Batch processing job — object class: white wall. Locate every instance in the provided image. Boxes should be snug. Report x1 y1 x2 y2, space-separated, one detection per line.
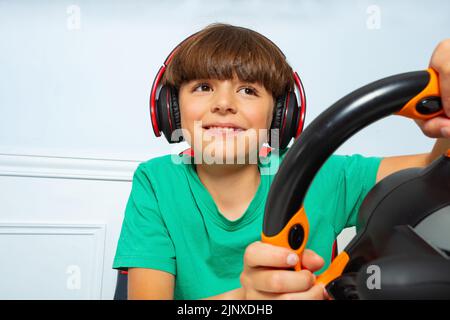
1 0 449 299
0 154 137 299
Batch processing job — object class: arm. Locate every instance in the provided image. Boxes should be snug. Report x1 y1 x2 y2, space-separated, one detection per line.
113 165 177 299
128 268 175 300
376 138 450 183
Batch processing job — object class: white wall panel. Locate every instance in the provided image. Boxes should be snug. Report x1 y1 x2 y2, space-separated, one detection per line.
0 223 105 299
0 154 138 299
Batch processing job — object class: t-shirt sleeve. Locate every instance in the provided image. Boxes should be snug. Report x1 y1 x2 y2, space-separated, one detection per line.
329 154 383 234
112 163 176 275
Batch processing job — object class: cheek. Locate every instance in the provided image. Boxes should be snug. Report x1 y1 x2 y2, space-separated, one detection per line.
180 107 203 129
179 96 208 146
245 104 273 130
179 95 202 128
239 106 273 148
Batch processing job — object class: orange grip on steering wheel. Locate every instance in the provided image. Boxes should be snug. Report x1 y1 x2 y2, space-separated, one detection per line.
261 206 310 271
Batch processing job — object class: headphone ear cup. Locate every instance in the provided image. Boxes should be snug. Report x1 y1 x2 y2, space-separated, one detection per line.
280 91 299 149
170 87 183 135
269 95 285 149
269 92 299 150
157 85 183 143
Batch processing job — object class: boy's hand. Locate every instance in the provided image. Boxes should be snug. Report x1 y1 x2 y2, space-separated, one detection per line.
415 39 450 139
240 241 327 300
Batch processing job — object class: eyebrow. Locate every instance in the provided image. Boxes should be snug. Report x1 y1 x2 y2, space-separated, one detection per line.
189 78 260 84
185 78 265 92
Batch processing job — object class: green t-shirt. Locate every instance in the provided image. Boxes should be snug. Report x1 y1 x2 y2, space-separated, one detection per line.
112 148 382 299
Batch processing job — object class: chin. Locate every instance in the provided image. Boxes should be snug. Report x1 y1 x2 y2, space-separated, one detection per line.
194 140 261 165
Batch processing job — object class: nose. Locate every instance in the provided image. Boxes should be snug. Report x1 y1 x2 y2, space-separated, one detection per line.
211 88 237 114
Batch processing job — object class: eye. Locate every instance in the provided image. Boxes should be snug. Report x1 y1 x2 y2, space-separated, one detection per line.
193 83 212 92
239 87 258 96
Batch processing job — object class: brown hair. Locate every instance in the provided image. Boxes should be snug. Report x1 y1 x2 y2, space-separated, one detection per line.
162 23 295 100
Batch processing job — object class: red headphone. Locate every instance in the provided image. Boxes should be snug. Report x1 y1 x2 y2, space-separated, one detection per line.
150 31 307 150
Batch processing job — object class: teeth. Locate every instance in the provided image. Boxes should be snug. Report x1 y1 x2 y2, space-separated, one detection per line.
206 126 243 131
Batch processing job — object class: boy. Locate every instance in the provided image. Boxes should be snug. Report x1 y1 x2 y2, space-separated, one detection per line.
113 23 450 300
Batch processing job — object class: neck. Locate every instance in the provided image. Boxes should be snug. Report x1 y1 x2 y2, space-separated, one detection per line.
195 162 261 221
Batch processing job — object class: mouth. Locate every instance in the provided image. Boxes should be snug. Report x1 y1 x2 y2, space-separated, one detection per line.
202 123 246 136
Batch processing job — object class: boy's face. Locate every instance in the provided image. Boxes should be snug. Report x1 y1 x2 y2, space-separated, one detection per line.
178 75 275 164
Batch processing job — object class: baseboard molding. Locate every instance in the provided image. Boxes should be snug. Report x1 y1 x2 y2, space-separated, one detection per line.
0 153 141 181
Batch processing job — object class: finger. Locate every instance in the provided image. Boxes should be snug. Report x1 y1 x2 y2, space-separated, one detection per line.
437 69 450 118
244 289 283 300
418 116 450 138
323 287 332 300
245 284 325 300
278 284 326 300
244 241 299 269
301 249 325 272
429 39 450 118
250 269 315 293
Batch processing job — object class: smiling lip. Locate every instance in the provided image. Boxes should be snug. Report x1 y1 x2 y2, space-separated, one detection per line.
202 123 246 130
